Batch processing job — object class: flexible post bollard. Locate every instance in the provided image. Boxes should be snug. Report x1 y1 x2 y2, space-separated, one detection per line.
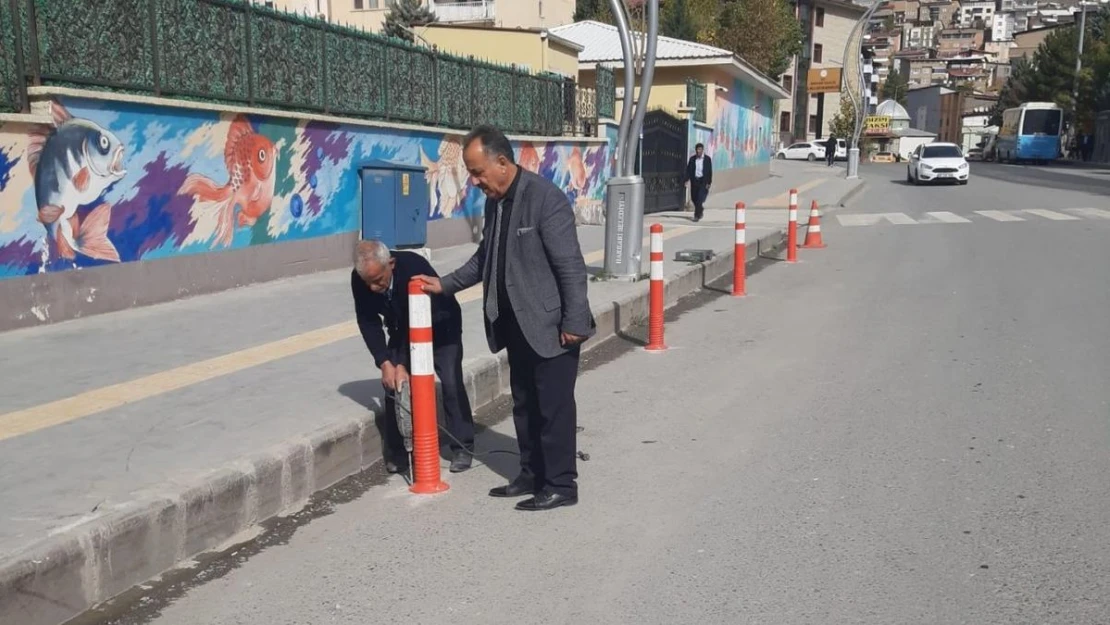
802 200 826 249
645 223 667 351
787 188 798 263
733 202 746 297
408 278 449 495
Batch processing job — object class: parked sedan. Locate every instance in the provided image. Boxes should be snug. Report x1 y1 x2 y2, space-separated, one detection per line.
906 142 970 185
776 142 826 162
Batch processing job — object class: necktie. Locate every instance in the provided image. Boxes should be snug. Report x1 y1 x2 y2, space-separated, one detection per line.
485 200 504 323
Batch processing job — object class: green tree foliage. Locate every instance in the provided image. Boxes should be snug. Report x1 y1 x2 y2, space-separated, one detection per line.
713 0 803 80
382 0 437 42
828 92 857 139
880 68 909 106
661 0 698 40
575 0 614 22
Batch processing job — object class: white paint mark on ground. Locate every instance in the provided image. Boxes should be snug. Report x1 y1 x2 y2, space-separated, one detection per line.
1023 209 1080 221
975 210 1025 222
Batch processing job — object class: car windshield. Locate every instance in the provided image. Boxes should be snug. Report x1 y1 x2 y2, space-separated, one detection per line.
922 145 962 158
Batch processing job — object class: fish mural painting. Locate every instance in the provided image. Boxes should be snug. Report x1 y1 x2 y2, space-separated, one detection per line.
179 115 277 248
708 79 775 171
0 96 611 283
26 102 126 264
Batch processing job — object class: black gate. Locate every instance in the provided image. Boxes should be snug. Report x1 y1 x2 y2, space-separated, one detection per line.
637 109 689 214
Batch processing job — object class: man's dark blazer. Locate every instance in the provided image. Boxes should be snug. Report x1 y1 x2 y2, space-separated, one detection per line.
440 169 595 359
685 154 713 187
351 250 462 368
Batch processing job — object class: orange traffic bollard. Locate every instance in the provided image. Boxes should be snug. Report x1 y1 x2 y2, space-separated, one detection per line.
408 278 449 495
787 188 798 263
802 200 827 249
732 202 746 297
645 223 667 351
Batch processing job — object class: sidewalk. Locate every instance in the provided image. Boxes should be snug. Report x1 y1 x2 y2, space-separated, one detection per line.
0 161 861 625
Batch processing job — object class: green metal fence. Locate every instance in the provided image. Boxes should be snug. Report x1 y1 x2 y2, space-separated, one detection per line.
595 64 616 119
0 0 27 113
686 78 707 124
1 0 568 136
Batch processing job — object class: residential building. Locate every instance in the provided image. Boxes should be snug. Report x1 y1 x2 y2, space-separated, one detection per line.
891 0 922 25
998 0 1039 33
1011 23 1065 60
946 54 993 91
551 21 790 188
918 0 960 27
897 49 949 87
991 13 1013 42
420 24 583 78
957 0 995 28
784 0 868 144
903 21 940 49
906 84 966 143
864 99 937 159
937 27 985 56
323 0 575 35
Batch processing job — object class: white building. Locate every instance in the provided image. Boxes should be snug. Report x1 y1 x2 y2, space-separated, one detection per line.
958 0 996 28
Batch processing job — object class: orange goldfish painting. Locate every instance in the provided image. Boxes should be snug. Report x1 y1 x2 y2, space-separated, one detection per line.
420 136 469 218
179 115 276 248
518 143 541 173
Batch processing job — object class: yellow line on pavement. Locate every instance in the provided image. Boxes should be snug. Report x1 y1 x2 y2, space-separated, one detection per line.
0 226 694 442
747 177 827 208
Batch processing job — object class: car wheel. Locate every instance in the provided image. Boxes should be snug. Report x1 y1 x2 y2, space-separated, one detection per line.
808 153 816 161
906 169 912 182
777 153 786 160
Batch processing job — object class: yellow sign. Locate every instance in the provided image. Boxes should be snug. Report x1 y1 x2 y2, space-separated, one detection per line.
807 67 842 93
863 115 892 135
401 173 410 196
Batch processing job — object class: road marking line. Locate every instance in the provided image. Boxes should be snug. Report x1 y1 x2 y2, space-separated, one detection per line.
0 226 696 442
835 212 917 226
924 211 972 224
1023 209 1080 221
1065 208 1110 220
975 210 1025 222
751 177 827 208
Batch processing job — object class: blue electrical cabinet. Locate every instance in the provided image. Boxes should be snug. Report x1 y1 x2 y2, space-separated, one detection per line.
359 160 429 249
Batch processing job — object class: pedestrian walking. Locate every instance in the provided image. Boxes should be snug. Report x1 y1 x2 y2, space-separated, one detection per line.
351 240 476 475
684 143 712 222
825 134 838 167
415 125 595 512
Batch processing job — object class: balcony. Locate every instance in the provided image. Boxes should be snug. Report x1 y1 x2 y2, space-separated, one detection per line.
431 0 495 23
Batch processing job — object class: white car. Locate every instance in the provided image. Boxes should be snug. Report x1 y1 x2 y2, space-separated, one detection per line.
907 142 970 185
777 142 826 162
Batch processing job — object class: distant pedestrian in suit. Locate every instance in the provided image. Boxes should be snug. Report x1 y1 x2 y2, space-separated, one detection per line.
415 125 595 512
351 240 475 475
825 134 838 167
684 143 712 222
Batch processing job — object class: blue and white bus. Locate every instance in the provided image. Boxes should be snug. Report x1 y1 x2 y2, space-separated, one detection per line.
995 102 1063 164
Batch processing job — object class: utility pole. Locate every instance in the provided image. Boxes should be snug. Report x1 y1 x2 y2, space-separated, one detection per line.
1071 0 1088 138
843 0 884 179
603 0 660 280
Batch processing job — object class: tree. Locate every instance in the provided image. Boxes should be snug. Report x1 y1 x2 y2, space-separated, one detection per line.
713 0 803 80
829 91 858 140
661 0 698 40
880 68 909 106
574 0 614 22
382 0 436 42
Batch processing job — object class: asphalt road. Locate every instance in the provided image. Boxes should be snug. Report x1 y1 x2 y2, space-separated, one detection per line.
971 160 1110 197
74 164 1110 625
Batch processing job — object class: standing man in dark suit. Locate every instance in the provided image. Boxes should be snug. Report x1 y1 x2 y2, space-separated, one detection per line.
684 143 712 222
415 125 595 512
824 134 838 167
351 240 475 475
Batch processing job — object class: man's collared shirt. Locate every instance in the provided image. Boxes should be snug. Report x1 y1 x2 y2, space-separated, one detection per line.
694 156 704 178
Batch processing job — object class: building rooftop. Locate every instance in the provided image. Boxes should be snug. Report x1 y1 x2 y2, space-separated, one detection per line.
551 20 733 64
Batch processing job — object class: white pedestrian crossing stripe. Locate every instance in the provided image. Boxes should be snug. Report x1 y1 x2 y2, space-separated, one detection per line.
836 208 1110 227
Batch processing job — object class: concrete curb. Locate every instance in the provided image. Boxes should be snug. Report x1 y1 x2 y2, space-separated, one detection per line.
0 229 787 625
836 179 868 207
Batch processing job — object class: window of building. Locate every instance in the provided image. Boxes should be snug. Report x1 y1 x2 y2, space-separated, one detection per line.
813 43 823 63
809 114 819 133
354 0 363 8
780 112 792 132
815 7 825 27
783 75 794 92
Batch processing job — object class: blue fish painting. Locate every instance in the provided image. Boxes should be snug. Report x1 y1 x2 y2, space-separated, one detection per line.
26 102 126 262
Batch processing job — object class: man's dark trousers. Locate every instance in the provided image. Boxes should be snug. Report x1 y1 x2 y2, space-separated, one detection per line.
382 340 473 457
691 182 709 220
501 308 580 498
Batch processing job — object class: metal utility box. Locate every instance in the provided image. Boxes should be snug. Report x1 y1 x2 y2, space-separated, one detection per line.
359 161 429 249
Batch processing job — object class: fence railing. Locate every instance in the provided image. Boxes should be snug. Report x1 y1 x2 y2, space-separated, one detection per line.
595 64 616 120
686 78 707 124
0 0 577 137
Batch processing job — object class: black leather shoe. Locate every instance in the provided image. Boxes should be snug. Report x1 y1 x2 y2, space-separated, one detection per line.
488 476 535 498
384 459 408 475
515 490 578 511
449 450 473 473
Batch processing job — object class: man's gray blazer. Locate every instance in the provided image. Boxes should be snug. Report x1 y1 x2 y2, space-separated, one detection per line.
440 169 596 359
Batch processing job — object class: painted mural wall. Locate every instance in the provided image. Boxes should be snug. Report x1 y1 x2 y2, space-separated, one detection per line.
0 97 609 279
707 78 776 170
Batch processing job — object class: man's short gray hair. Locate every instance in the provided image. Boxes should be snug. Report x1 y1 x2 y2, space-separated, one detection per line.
354 240 391 279
463 124 515 163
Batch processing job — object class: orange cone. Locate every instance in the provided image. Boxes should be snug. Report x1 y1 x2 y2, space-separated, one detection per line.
802 200 826 249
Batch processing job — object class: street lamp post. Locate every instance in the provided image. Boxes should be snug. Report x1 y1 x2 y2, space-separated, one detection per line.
603 0 660 280
1071 0 1089 139
843 0 885 179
